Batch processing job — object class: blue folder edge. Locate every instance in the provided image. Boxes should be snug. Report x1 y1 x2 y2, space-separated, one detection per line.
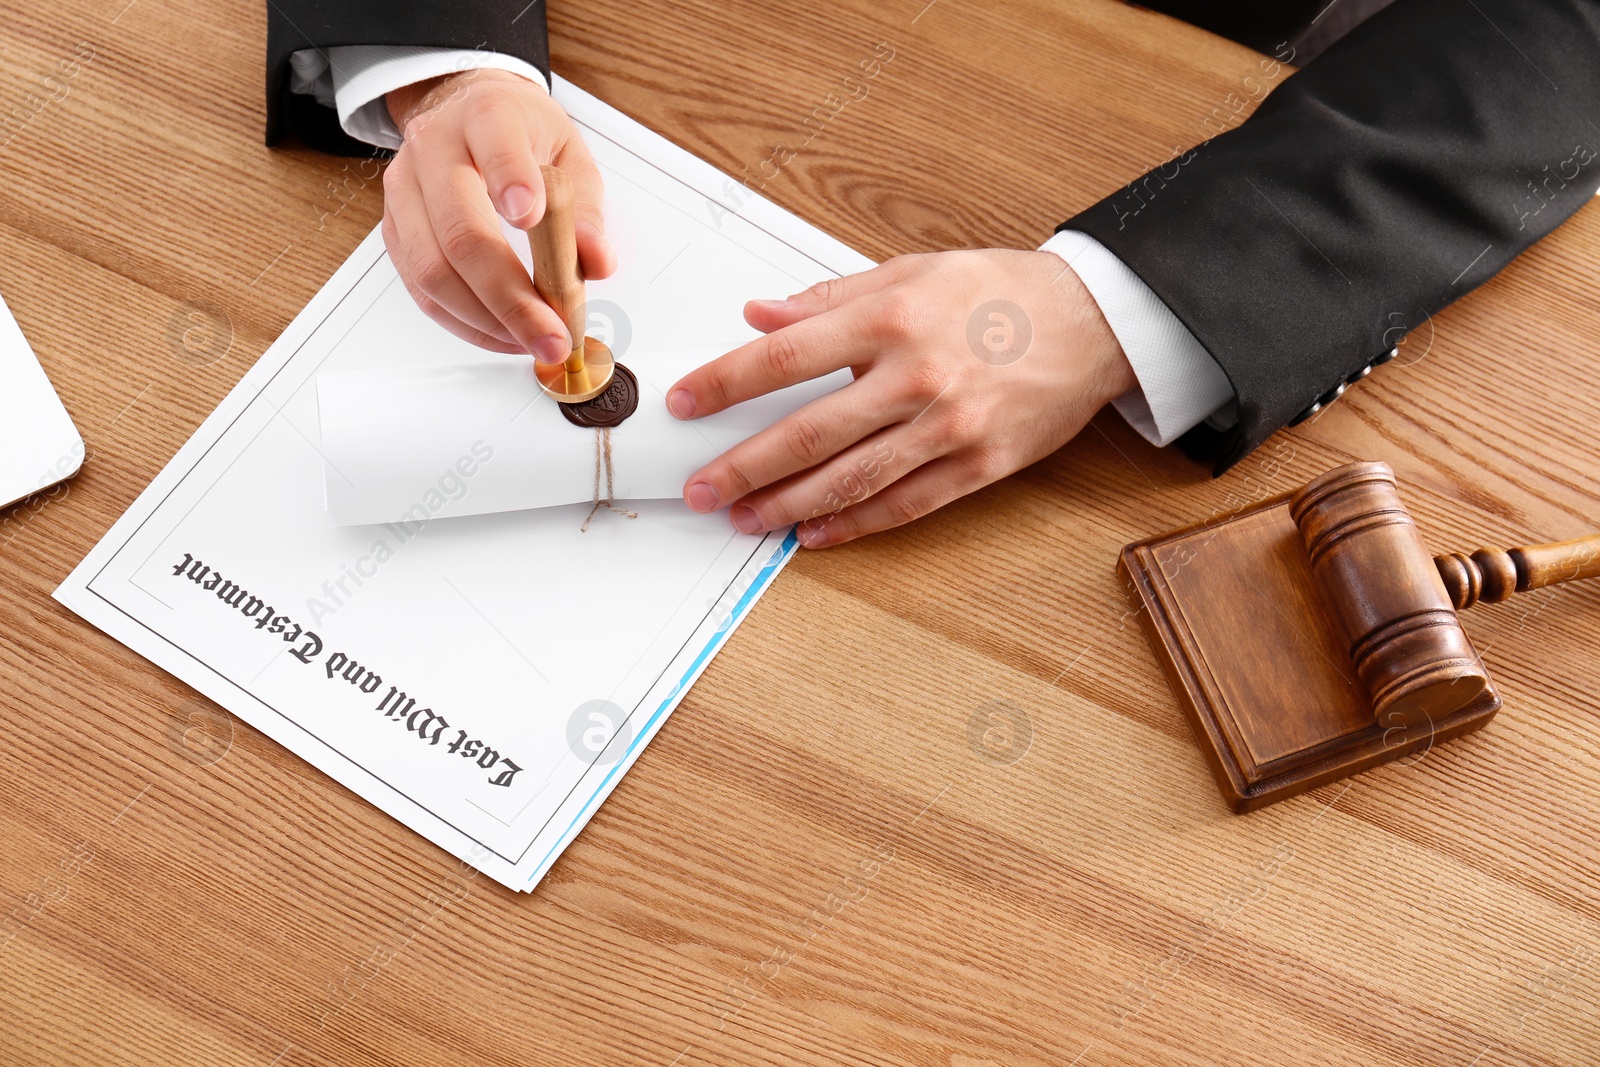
524 525 800 885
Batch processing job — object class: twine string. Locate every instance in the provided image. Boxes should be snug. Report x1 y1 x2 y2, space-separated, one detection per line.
581 426 638 532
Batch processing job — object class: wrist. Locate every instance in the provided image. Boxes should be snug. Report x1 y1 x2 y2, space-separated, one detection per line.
1049 254 1135 407
1099 333 1137 406
385 80 433 134
385 67 541 137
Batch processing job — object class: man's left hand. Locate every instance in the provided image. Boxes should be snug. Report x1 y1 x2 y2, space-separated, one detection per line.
667 249 1137 548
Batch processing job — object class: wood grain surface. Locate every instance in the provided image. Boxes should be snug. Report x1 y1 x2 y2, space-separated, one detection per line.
3 1 1598 1064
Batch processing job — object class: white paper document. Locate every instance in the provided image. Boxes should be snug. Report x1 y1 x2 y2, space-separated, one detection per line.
55 78 872 891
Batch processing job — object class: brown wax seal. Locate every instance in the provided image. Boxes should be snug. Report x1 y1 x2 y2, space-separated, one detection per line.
558 362 638 428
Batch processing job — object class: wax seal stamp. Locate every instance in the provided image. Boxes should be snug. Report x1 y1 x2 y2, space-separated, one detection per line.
559 362 638 429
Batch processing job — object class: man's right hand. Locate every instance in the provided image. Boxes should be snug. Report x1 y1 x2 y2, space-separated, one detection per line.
382 67 614 360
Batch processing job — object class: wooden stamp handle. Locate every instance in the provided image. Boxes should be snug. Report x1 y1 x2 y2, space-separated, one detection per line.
527 164 586 361
1435 534 1600 609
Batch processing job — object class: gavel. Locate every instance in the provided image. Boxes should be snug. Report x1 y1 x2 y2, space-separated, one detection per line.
1291 461 1600 729
527 164 614 404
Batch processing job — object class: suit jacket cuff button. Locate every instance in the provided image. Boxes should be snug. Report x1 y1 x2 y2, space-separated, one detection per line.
1289 400 1323 426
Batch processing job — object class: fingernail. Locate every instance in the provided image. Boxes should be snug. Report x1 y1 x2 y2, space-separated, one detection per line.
753 298 790 310
730 505 763 534
533 334 569 364
501 183 536 223
685 482 719 513
667 388 695 419
797 522 828 548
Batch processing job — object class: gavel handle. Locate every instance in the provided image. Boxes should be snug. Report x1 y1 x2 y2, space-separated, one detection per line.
1435 533 1600 609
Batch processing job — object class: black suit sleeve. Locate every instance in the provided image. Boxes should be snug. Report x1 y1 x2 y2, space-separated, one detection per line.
1064 0 1600 474
264 1 551 155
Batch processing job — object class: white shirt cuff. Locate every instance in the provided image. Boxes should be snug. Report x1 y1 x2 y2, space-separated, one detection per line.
285 46 550 151
1041 230 1236 447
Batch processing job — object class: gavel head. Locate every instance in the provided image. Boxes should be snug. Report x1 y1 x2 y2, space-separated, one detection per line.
1289 461 1491 729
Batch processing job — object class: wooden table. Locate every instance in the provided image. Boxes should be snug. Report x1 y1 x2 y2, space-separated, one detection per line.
4 1 1598 1063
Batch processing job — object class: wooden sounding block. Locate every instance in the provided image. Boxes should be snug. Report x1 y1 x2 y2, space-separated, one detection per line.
1121 460 1600 812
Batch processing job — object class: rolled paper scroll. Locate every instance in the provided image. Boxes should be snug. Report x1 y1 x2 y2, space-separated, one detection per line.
316 347 849 526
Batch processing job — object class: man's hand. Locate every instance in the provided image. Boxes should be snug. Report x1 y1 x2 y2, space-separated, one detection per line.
383 68 614 361
668 250 1137 548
